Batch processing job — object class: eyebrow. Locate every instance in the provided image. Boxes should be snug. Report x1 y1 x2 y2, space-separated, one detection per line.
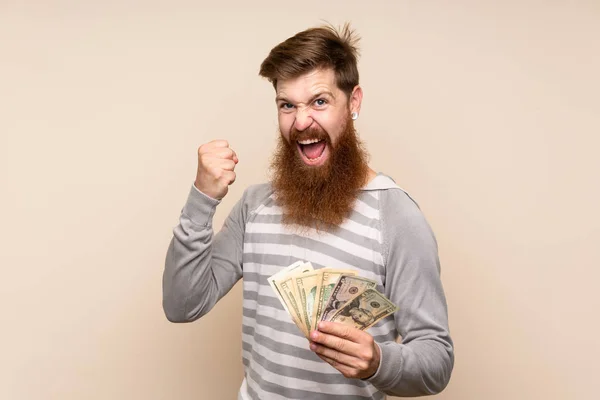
275 91 336 104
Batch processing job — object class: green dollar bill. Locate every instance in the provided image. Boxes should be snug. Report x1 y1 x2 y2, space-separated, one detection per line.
320 274 377 323
329 288 398 330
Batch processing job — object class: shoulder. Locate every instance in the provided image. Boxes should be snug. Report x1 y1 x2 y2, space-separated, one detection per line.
240 182 275 212
364 173 423 221
371 175 436 244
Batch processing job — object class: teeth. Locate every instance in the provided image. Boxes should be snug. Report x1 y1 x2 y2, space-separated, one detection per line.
298 138 322 145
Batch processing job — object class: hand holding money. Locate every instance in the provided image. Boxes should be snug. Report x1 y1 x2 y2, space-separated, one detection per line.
309 320 381 380
268 261 398 338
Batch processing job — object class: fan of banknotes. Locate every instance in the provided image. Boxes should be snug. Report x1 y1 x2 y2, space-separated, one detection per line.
268 261 399 338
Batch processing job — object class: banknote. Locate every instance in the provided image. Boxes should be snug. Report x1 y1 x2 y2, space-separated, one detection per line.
319 275 377 323
268 261 397 337
268 261 313 315
312 270 358 330
278 274 309 337
329 288 398 330
295 270 325 333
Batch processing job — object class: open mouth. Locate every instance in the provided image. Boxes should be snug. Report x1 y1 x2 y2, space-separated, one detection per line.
297 138 328 165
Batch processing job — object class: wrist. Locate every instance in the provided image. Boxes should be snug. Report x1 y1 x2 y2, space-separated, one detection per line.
362 342 382 380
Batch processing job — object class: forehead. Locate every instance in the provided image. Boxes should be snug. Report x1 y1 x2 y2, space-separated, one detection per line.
276 69 341 100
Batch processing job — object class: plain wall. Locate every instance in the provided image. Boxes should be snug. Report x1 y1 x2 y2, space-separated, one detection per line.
1 1 599 399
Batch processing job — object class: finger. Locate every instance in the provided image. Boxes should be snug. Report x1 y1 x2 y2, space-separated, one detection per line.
217 159 236 172
310 342 363 369
310 329 360 357
199 140 230 156
317 321 367 344
221 170 236 185
211 148 236 161
231 149 239 164
209 139 230 148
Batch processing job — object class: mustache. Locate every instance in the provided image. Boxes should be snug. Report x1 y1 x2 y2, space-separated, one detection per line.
289 125 331 143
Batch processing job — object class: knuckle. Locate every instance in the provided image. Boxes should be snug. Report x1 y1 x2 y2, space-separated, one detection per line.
343 370 356 379
358 360 370 371
360 348 373 361
199 153 211 165
330 351 339 363
223 172 235 184
212 167 223 179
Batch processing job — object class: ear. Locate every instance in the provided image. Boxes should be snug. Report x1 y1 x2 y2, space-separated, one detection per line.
349 85 363 116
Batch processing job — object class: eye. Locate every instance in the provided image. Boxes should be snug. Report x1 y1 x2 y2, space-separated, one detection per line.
314 98 327 107
279 103 295 110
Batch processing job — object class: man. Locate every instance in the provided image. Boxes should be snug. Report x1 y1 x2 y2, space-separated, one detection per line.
163 23 454 399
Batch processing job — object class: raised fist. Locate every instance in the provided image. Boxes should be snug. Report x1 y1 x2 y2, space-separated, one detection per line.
194 140 238 200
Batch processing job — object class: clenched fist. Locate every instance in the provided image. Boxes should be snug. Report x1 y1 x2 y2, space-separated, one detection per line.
194 140 238 200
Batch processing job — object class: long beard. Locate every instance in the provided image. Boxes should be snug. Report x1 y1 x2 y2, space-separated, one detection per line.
269 116 369 230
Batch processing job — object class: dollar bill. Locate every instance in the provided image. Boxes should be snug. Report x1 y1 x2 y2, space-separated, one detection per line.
312 270 358 329
319 275 377 323
278 275 309 337
329 288 398 330
268 261 313 315
295 270 324 333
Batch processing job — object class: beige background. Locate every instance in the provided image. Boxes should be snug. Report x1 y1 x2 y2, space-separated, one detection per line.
1 1 599 399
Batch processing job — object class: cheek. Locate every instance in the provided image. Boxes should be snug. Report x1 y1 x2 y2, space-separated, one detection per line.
317 115 345 143
278 114 294 141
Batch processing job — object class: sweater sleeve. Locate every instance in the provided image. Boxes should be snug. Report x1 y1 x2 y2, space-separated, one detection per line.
162 184 247 323
366 189 454 396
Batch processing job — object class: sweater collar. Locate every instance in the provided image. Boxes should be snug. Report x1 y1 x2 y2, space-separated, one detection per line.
362 173 403 191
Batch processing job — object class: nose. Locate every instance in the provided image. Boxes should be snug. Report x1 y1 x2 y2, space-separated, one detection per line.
293 107 314 132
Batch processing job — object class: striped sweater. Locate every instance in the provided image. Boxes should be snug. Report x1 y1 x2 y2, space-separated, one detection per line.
163 173 454 399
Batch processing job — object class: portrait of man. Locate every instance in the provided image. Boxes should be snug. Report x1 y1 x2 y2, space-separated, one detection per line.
162 23 454 399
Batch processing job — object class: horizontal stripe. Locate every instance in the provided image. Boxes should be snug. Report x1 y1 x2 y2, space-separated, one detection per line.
243 243 385 279
243 307 306 340
248 214 383 244
242 337 346 381
254 202 380 223
245 232 383 268
243 349 379 398
244 375 287 400
245 225 382 262
258 195 379 221
242 261 307 277
242 253 384 284
243 316 308 349
242 330 324 368
243 368 384 400
242 326 313 361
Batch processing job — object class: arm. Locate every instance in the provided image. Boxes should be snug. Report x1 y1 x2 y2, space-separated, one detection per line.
162 185 246 322
163 139 242 322
366 189 454 396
